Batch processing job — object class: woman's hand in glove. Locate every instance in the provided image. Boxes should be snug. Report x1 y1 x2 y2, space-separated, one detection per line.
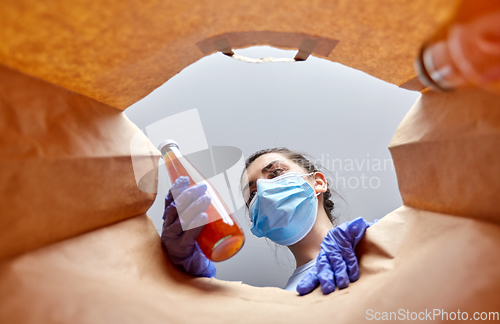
161 176 216 278
296 217 372 295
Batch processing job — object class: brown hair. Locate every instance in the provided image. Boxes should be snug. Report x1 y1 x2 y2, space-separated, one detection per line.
243 147 337 224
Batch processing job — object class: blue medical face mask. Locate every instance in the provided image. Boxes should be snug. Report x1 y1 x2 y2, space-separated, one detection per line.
248 172 319 246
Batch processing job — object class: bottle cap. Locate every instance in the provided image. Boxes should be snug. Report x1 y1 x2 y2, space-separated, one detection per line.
158 139 179 155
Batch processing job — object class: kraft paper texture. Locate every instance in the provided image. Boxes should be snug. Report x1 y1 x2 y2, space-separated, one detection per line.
0 65 157 260
389 89 500 222
0 0 458 109
0 208 499 323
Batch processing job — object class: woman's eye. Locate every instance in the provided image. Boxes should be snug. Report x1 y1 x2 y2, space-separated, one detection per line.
248 191 256 203
270 169 283 178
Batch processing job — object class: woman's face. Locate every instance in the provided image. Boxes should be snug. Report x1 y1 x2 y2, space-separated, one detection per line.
241 152 313 207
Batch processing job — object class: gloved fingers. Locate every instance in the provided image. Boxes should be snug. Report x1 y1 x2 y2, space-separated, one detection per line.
338 246 360 282
165 176 190 211
316 251 336 294
178 195 211 230
186 211 209 231
332 226 360 283
167 215 207 262
163 204 209 249
163 203 180 228
180 213 208 246
204 257 217 278
164 195 173 214
329 217 370 287
170 176 191 196
322 230 350 289
162 215 203 264
186 242 216 278
333 218 368 282
174 183 208 213
164 215 184 238
326 248 350 290
296 265 319 296
179 251 215 278
164 182 208 228
341 217 369 248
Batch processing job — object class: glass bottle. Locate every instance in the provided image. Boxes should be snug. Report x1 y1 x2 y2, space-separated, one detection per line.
158 139 245 262
415 0 500 93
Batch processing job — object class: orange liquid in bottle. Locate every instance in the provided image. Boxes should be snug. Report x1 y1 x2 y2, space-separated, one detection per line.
416 0 500 93
161 141 245 262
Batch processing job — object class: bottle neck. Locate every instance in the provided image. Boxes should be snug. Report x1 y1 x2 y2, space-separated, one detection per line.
162 144 181 159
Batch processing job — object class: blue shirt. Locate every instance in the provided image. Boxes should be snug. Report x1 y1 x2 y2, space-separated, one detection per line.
284 259 316 292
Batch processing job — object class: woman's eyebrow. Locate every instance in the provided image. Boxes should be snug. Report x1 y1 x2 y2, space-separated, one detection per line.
261 160 283 173
242 160 285 194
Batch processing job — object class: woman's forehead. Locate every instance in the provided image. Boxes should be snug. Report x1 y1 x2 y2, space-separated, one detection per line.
247 152 289 172
241 153 289 194
242 153 280 186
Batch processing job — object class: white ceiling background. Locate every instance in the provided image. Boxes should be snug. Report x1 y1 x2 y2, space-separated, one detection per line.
124 46 420 289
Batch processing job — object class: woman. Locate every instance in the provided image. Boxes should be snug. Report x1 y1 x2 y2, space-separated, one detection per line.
161 148 373 295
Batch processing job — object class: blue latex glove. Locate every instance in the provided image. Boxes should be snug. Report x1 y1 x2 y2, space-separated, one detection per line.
161 176 216 278
296 217 372 295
